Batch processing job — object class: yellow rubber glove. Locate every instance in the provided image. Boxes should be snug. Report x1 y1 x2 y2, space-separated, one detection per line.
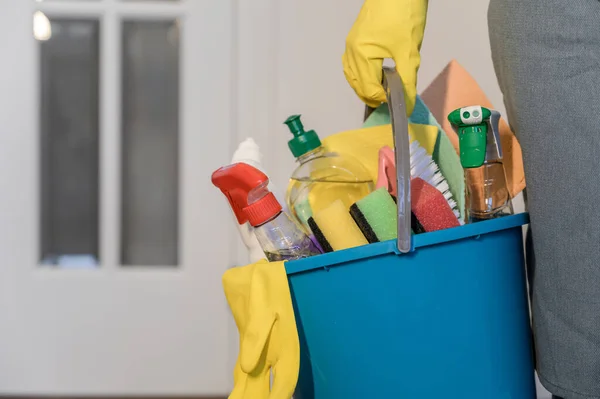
342 0 429 115
223 260 300 399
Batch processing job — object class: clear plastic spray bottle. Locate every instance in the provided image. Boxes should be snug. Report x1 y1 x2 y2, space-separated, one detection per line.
212 163 322 262
448 105 513 222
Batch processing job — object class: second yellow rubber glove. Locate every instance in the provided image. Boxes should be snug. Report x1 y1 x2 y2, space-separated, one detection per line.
224 260 300 399
342 0 428 115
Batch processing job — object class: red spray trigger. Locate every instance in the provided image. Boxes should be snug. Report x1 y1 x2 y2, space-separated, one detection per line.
211 163 270 225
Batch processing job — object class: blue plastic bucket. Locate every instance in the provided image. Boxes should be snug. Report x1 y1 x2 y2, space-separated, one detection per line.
286 213 535 399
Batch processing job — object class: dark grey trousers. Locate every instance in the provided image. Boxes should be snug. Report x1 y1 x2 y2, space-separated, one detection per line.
488 1 600 398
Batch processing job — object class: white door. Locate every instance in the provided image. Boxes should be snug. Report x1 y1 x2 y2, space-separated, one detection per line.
0 0 235 395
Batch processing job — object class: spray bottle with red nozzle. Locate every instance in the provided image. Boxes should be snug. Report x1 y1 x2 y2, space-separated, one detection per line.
212 163 322 262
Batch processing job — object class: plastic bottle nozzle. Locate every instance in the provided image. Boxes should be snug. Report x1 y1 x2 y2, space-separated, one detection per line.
448 106 491 169
211 163 282 227
284 115 305 136
283 114 321 158
211 163 269 224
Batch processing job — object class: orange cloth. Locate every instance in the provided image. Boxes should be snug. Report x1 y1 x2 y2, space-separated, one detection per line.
421 60 526 198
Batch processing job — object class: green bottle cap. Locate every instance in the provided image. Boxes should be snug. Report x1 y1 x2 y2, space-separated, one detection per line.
447 106 491 168
284 115 321 158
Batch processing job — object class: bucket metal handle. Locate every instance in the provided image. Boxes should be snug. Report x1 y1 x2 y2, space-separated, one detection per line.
382 67 412 254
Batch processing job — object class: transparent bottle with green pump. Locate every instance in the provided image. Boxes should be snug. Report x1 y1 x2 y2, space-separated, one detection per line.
284 115 375 232
448 105 513 222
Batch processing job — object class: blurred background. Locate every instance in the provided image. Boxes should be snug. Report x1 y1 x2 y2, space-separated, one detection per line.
0 0 545 397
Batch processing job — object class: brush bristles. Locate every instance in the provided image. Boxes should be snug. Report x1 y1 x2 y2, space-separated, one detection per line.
435 180 461 219
409 140 461 222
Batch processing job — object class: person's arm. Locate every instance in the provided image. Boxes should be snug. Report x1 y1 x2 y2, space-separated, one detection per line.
342 0 428 116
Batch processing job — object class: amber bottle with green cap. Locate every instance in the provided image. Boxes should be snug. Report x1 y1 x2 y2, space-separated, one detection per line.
448 106 513 222
284 115 374 232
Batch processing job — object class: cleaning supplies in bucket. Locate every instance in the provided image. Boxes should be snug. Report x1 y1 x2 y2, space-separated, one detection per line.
448 106 513 222
284 115 375 232
212 163 322 261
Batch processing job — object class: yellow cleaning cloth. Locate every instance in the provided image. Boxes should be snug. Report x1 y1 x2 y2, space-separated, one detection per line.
312 199 368 251
322 123 439 180
224 260 299 399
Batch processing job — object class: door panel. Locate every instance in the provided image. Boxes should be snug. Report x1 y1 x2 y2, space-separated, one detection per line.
0 0 233 394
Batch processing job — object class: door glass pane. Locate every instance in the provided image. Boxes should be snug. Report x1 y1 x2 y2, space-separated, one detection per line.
121 20 179 266
38 17 100 268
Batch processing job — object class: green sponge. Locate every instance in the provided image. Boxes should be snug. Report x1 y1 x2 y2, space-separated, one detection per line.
350 188 398 243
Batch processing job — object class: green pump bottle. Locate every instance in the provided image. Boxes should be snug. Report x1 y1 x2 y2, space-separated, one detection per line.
283 115 374 232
